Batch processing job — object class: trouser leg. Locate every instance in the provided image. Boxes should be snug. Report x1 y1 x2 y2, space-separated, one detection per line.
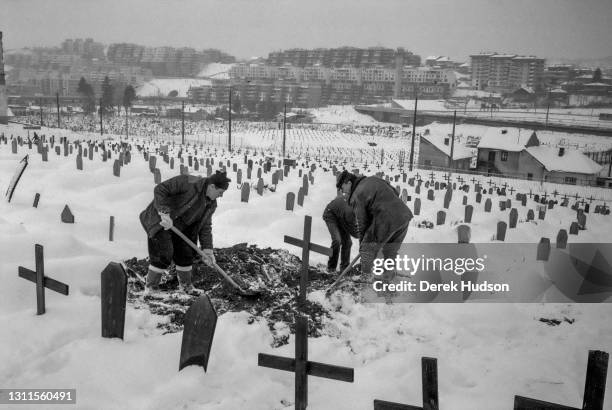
339 229 352 271
325 220 342 271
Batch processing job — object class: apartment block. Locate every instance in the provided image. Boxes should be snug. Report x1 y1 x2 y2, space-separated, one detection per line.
470 53 545 93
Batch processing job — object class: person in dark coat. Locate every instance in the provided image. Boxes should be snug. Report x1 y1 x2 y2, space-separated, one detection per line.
140 171 231 293
336 170 413 275
323 188 359 273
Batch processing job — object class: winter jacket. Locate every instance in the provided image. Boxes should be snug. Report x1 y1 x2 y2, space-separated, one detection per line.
140 174 217 249
347 176 413 243
323 196 359 238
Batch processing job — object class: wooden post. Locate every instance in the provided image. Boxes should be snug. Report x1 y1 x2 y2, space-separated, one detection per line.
109 216 115 241
18 244 69 315
374 357 439 410
179 295 218 372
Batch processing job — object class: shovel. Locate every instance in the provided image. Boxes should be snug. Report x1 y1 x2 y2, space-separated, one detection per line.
325 221 410 296
170 226 262 297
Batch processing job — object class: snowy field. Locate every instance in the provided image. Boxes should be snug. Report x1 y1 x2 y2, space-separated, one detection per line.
1 122 612 409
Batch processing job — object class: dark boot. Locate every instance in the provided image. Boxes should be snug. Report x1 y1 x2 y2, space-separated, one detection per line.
176 266 204 295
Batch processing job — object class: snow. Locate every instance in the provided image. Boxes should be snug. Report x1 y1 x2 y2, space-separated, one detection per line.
526 146 603 175
1 120 612 409
420 133 474 160
477 128 535 152
393 99 449 112
196 63 234 79
136 78 212 98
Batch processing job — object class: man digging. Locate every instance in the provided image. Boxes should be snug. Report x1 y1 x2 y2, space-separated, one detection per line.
140 170 231 295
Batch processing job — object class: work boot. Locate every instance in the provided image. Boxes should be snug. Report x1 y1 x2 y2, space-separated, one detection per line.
145 266 165 295
176 266 204 296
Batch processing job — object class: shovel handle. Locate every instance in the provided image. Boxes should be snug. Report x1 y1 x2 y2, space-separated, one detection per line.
169 226 247 293
325 254 361 294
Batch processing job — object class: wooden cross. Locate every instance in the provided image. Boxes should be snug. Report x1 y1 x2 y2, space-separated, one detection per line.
528 189 533 199
284 215 332 306
514 350 608 410
574 193 580 200
509 187 515 195
487 179 495 187
580 198 587 206
18 244 69 315
502 182 509 189
374 357 438 410
563 194 568 201
443 173 451 183
470 177 477 185
543 191 549 200
588 195 595 203
259 314 354 410
429 172 435 183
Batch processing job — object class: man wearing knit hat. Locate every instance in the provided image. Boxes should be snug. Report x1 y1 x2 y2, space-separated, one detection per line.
336 170 413 276
140 170 231 294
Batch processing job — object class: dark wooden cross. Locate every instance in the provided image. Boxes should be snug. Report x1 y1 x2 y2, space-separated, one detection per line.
443 173 451 183
563 194 568 201
509 187 515 195
502 182 509 189
374 357 439 410
415 172 421 180
487 179 495 187
543 191 549 200
574 193 580 200
580 198 587 206
284 215 332 306
259 313 354 410
429 172 435 183
588 195 595 203
514 350 608 410
470 177 478 185
529 189 533 199
18 244 69 315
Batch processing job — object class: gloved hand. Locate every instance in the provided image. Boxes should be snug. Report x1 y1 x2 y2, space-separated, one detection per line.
201 249 216 266
158 212 173 230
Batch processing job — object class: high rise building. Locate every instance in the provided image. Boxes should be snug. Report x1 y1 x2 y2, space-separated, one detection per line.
470 53 545 93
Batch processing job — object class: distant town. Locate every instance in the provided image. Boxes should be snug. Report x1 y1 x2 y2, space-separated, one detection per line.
3 37 612 121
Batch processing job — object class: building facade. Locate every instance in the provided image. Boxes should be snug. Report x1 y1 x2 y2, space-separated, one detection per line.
470 53 545 93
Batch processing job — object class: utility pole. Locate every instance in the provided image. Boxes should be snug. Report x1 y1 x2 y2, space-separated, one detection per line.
228 87 232 152
449 110 457 173
181 100 185 146
125 105 129 140
99 98 103 136
39 98 43 126
545 87 551 128
56 92 61 128
282 103 287 158
409 85 418 171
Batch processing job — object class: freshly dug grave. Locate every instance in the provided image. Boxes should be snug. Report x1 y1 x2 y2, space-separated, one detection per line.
124 243 361 346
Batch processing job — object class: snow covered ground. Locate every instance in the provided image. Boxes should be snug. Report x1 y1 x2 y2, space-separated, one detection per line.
1 122 612 409
136 79 213 98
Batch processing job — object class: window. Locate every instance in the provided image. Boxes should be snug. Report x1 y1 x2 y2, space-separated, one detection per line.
488 151 496 162
501 151 508 161
565 176 577 185
527 173 533 180
424 160 432 166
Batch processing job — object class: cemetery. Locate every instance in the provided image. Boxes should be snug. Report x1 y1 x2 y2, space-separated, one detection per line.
1 118 611 409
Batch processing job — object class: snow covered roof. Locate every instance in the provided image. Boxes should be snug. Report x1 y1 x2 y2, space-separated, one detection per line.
393 99 448 111
477 128 538 152
452 89 502 99
136 78 212 98
585 82 612 87
197 63 234 79
421 133 475 159
550 88 567 94
525 146 603 175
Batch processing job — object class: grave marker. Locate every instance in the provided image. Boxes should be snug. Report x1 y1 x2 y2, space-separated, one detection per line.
436 210 446 225
179 295 218 372
557 229 568 249
113 160 121 177
241 183 250 203
496 221 507 241
509 208 518 228
464 205 473 223
286 192 296 211
101 262 127 339
414 198 421 216
61 205 75 223
514 350 608 410
458 225 471 244
484 198 492 212
18 244 69 315
374 357 438 410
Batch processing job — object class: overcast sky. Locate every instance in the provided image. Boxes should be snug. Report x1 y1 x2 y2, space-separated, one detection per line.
1 0 611 61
